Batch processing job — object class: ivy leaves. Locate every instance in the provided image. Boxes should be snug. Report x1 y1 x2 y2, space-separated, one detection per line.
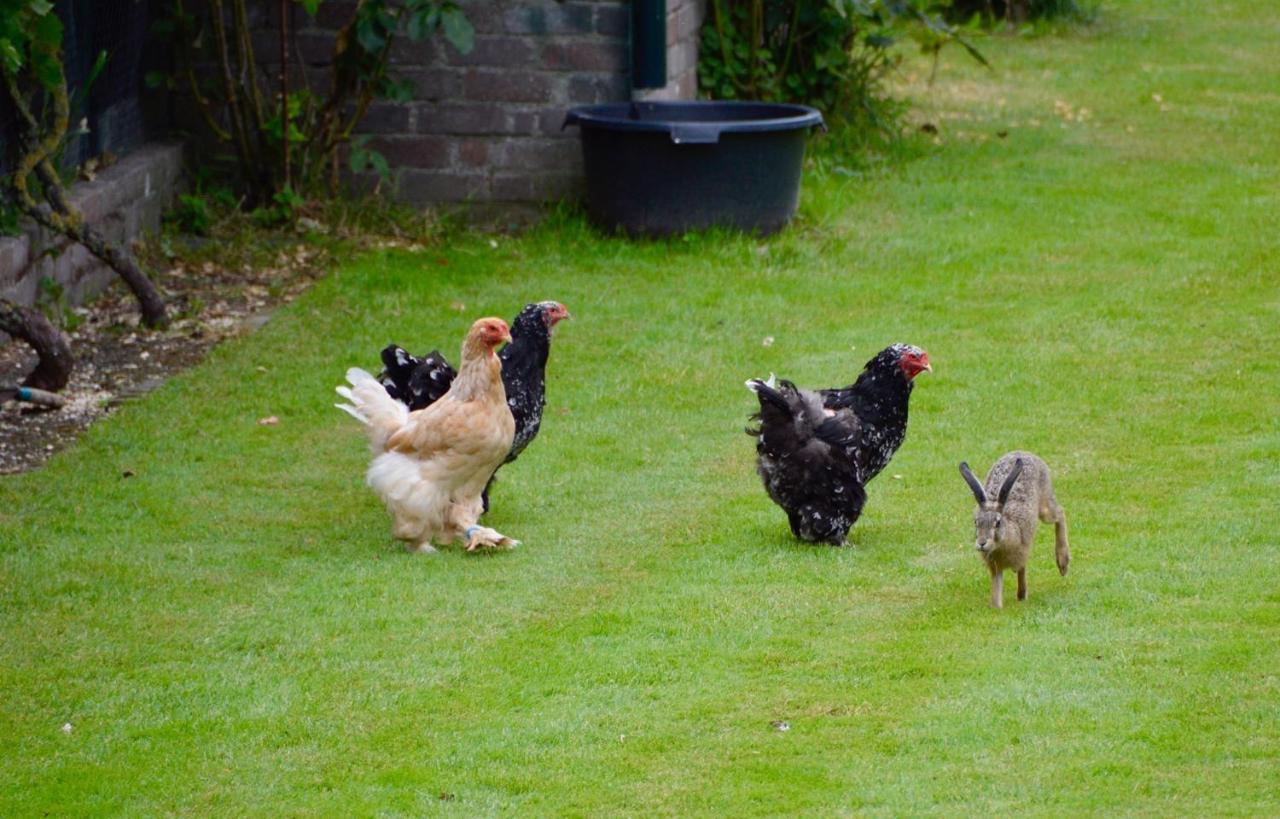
0 0 66 92
406 0 475 55
352 0 475 57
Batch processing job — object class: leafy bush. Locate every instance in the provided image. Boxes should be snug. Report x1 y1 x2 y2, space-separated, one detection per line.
700 0 984 142
168 194 214 236
163 165 238 236
250 187 307 228
348 134 393 192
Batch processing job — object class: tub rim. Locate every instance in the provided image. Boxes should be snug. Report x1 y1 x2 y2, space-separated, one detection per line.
563 101 825 144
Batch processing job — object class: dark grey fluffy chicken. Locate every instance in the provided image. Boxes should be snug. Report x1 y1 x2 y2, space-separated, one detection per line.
746 344 931 545
378 301 570 510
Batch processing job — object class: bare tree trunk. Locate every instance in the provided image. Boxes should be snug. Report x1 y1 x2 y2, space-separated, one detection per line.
30 165 169 329
0 299 75 392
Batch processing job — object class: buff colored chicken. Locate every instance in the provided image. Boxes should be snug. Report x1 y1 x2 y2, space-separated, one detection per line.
335 317 518 552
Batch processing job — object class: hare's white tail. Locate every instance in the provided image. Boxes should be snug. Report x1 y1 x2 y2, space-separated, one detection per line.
335 367 408 452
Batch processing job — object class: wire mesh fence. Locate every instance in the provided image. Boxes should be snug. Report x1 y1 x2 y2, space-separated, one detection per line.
1 0 164 175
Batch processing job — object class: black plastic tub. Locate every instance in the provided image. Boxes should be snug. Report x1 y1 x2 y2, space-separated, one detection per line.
563 101 824 237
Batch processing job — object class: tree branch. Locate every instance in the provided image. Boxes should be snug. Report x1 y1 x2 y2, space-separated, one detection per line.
0 299 75 393
32 162 168 327
2 60 168 328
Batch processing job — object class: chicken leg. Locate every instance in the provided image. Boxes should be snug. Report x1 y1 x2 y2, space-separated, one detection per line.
463 524 520 552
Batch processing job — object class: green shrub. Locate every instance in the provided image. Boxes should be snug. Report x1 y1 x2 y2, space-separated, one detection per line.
168 194 214 236
700 0 984 145
250 187 307 229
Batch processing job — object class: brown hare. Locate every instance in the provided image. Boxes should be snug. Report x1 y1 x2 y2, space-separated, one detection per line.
959 452 1070 608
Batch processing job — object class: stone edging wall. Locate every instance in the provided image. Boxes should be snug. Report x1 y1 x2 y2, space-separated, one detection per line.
0 141 183 312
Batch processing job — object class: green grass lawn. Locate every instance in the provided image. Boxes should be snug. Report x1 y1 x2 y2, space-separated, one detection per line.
3 1 1278 814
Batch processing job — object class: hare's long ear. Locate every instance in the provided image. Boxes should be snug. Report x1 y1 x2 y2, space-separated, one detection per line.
996 458 1025 507
959 462 986 504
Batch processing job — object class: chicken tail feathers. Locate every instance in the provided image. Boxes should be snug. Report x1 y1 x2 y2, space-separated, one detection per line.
746 378 795 447
333 400 368 424
744 372 777 392
335 367 409 451
747 378 792 416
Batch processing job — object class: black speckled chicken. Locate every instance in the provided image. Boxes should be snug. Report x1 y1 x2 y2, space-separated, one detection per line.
746 344 931 545
378 301 570 510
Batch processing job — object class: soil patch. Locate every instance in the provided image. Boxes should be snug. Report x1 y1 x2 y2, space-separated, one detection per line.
1 241 328 474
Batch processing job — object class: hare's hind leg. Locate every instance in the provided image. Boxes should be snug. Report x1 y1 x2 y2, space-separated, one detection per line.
1044 500 1070 576
1017 568 1028 601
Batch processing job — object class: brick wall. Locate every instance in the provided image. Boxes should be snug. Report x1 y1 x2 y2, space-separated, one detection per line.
293 0 705 206
290 0 631 205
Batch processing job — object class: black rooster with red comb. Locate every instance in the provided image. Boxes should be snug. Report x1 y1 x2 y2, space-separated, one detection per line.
746 343 931 545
